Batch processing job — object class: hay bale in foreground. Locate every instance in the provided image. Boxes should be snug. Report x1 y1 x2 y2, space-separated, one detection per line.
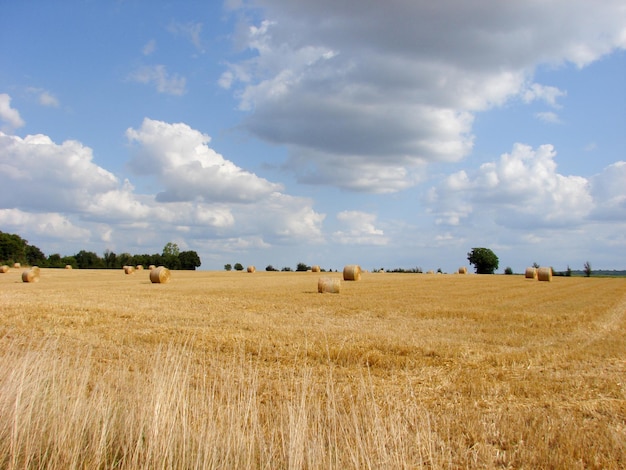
525 267 537 279
343 264 361 281
0 265 9 273
318 277 340 294
22 269 40 283
537 267 552 282
311 265 320 273
124 266 135 275
149 266 171 284
458 266 468 274
247 265 256 273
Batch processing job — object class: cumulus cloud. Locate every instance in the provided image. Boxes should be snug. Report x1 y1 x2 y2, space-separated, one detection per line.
0 132 119 212
126 118 283 203
431 143 595 228
127 65 187 95
224 0 626 192
332 210 388 245
0 94 25 131
0 209 90 241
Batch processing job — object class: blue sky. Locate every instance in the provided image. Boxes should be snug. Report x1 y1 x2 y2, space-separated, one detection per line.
1 0 625 272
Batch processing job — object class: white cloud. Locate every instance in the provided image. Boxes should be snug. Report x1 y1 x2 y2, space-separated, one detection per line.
0 209 90 241
535 111 562 124
126 118 283 203
523 83 567 107
0 94 25 131
0 132 119 212
127 65 186 95
432 143 594 228
224 0 626 193
333 210 388 245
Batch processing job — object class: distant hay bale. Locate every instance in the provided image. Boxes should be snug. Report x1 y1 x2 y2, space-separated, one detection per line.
537 267 552 282
136 265 144 271
525 267 537 279
318 277 340 294
124 266 135 275
247 265 256 273
458 266 467 274
311 265 321 272
148 265 156 270
13 263 20 269
0 265 9 273
343 264 361 281
21 269 40 283
426 270 434 274
149 266 171 284
65 265 72 269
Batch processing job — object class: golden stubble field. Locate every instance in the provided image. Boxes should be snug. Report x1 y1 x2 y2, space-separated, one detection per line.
1 268 625 469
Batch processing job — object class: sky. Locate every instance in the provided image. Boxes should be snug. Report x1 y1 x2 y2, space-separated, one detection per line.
1 0 625 273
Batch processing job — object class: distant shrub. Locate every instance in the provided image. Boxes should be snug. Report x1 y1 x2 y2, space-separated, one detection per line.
504 267 513 275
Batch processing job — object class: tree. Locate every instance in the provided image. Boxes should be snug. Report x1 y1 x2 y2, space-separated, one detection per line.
584 261 592 277
224 264 232 271
467 247 499 274
504 266 513 275
234 263 244 271
162 242 180 257
74 250 102 269
296 262 310 272
179 250 201 270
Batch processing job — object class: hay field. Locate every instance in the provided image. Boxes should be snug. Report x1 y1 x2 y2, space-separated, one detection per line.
0 268 625 469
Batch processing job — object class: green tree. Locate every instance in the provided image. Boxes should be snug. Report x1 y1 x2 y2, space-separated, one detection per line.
234 263 244 271
467 247 499 274
74 250 103 269
504 266 513 275
162 242 180 257
224 264 232 271
26 244 46 266
103 249 117 268
179 250 201 270
584 261 592 277
296 262 310 272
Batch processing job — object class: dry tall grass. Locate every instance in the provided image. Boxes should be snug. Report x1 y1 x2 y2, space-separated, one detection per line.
0 269 625 468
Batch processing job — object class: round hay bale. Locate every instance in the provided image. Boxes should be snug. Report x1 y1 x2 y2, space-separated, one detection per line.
124 266 135 275
136 265 144 271
342 264 361 281
0 265 9 273
13 262 21 269
311 265 321 273
247 265 256 273
537 267 552 282
426 270 435 275
64 265 72 269
318 277 340 293
525 267 537 279
458 266 468 274
21 269 40 283
149 266 171 284
148 265 156 270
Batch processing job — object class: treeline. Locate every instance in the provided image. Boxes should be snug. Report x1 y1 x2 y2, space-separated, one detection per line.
0 231 201 270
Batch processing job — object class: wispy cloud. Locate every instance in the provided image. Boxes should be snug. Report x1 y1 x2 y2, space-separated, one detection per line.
127 65 186 95
167 21 204 53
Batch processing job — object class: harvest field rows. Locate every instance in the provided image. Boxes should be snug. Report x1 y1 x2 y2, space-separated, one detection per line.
1 268 625 468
